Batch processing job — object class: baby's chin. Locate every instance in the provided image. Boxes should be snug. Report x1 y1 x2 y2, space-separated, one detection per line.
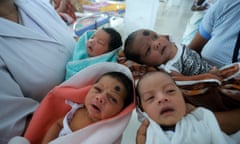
87 50 95 57
157 117 180 127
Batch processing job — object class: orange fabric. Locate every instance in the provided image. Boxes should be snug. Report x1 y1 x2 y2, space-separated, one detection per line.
24 85 91 144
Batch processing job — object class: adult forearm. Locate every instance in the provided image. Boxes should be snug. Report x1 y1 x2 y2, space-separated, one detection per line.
187 32 208 54
215 109 240 134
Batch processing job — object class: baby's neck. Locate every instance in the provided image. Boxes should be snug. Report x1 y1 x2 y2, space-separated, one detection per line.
161 124 176 131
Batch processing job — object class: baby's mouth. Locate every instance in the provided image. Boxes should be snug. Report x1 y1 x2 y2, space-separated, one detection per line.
160 107 174 115
91 104 100 112
88 46 92 51
161 46 166 55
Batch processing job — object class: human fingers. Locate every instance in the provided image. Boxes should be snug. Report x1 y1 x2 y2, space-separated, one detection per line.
66 1 76 20
186 103 196 113
136 119 149 144
52 0 61 9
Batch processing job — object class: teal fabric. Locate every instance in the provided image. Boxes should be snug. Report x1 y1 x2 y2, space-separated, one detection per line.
65 30 120 80
71 30 95 61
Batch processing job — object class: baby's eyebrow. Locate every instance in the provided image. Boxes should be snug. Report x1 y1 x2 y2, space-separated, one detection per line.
142 30 150 36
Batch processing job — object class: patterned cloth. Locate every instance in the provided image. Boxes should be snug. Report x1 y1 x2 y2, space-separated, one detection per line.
158 44 213 75
117 50 240 111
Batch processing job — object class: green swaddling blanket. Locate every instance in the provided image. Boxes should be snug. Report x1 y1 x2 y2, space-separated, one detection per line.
65 30 120 80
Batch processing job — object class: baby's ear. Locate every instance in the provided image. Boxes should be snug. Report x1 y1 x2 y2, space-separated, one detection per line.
136 95 144 111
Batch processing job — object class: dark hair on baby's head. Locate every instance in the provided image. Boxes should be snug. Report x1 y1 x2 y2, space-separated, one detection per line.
123 30 142 64
96 71 134 108
102 27 123 51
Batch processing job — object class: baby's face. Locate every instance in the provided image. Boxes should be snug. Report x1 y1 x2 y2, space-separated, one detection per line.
138 72 186 126
86 29 110 57
132 30 175 66
84 75 127 122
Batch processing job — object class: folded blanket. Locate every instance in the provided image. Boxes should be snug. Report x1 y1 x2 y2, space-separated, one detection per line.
65 30 120 80
24 62 135 144
117 50 157 81
137 107 236 144
117 50 240 111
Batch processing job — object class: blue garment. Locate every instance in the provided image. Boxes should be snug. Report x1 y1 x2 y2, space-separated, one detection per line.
199 0 240 67
65 30 120 80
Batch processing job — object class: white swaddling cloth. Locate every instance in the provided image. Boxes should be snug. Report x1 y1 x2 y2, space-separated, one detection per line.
137 107 237 144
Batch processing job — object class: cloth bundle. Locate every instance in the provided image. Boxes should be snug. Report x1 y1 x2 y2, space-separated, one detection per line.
65 30 120 80
136 107 236 144
24 62 135 144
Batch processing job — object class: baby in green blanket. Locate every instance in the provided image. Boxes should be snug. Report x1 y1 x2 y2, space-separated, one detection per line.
65 27 123 80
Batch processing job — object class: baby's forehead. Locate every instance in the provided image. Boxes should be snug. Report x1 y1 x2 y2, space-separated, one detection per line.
137 29 157 37
98 76 124 89
95 29 107 35
139 71 173 84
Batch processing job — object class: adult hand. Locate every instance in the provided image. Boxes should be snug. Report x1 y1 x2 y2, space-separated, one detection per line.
186 103 196 113
51 0 76 21
136 119 149 144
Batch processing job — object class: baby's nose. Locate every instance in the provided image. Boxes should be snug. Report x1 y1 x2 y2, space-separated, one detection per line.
157 94 169 104
96 94 105 104
153 42 160 50
89 39 96 45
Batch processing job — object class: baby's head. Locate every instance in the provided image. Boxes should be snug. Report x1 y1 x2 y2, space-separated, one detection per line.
124 29 175 66
87 27 122 57
136 71 186 127
84 71 133 121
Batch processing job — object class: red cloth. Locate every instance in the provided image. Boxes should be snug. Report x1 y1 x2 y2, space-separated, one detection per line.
24 85 91 144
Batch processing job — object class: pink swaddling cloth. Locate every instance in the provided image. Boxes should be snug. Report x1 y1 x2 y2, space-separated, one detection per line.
24 62 135 144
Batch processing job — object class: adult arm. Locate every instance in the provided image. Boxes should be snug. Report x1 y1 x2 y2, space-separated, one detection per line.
187 31 208 54
215 109 240 134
